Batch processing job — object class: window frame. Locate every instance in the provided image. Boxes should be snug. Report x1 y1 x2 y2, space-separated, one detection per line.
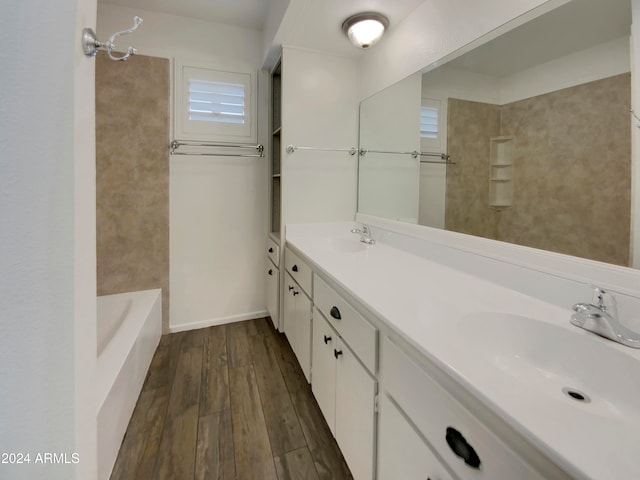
174 60 256 143
420 97 446 152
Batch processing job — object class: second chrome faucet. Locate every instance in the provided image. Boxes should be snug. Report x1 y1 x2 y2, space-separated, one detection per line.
571 287 640 348
351 224 375 245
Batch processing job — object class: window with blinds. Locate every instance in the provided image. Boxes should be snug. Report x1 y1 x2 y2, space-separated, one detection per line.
188 80 246 125
420 97 443 151
175 64 254 142
420 105 438 139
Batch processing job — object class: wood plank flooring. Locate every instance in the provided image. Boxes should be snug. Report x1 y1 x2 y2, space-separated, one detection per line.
110 318 353 480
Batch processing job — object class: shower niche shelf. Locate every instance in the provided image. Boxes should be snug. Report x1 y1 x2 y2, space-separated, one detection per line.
489 136 514 209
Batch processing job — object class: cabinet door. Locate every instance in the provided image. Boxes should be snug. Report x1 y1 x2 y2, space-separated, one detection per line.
311 309 337 434
294 289 312 382
283 272 296 342
266 259 279 329
335 339 376 480
284 272 312 383
377 394 453 480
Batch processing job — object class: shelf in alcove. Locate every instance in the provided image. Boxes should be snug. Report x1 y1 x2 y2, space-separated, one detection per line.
489 136 514 208
273 174 281 178
273 127 281 136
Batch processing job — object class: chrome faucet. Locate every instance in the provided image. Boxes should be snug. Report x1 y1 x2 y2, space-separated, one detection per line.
351 224 375 245
571 287 640 348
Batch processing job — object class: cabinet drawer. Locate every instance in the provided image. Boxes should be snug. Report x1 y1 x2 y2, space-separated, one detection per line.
285 247 312 296
267 237 280 265
314 275 377 374
380 336 545 480
378 394 453 480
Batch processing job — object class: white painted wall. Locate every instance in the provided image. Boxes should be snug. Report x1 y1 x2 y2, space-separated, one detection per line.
98 5 268 331
359 73 422 222
280 46 360 227
500 36 630 104
422 36 630 106
359 0 565 100
418 95 448 229
1 0 97 478
75 0 99 477
98 4 262 64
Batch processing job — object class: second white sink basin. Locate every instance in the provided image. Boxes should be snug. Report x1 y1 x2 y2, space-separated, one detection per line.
453 312 640 424
326 237 367 253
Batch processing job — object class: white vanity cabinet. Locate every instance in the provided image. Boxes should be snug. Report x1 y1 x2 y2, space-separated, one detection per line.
312 273 378 480
312 309 376 480
377 393 453 480
380 336 547 480
283 248 313 382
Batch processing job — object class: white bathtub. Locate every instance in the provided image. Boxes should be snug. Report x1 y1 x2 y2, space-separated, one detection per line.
96 289 162 480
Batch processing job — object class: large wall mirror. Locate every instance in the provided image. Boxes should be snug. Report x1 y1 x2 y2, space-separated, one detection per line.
358 0 633 267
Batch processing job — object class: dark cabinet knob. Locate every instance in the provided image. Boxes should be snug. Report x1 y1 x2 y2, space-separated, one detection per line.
323 335 332 344
268 247 273 253
268 269 273 276
330 306 341 320
445 427 481 469
292 265 299 272
288 285 294 291
293 290 299 296
334 349 343 359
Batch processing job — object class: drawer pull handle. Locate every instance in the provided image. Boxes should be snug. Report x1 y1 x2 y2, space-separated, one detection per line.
334 349 343 359
330 306 342 320
268 269 273 276
323 335 332 344
293 291 299 296
288 285 294 291
268 247 274 253
292 264 299 272
445 427 481 469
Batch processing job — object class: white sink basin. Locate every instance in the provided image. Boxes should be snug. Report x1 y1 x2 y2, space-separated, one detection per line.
326 237 367 253
454 312 640 424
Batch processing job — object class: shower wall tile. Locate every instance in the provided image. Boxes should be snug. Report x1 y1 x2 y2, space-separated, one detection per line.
445 98 501 238
96 54 170 330
446 74 631 266
499 73 631 266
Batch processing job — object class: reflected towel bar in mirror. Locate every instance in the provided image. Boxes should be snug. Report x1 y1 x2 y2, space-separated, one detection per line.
286 145 358 155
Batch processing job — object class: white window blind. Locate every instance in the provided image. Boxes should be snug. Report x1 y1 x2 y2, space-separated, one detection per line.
175 64 254 142
420 97 444 151
188 80 246 125
420 105 438 139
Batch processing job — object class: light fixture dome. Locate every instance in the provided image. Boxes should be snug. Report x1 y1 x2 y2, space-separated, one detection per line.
342 12 389 49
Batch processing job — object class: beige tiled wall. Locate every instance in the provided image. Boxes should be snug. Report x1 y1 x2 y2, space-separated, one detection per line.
446 74 631 266
445 99 501 240
96 54 170 329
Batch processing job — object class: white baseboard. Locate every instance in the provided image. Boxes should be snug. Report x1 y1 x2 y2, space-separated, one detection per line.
168 310 269 333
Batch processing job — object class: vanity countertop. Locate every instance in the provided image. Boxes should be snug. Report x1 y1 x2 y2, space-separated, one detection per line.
286 221 640 480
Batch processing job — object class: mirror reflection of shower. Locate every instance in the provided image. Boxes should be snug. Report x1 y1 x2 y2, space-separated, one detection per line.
358 0 632 266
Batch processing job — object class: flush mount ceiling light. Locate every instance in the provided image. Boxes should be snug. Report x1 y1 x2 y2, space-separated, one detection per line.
342 12 389 49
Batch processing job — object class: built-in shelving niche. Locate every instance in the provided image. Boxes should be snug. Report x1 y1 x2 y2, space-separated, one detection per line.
271 62 282 238
489 136 514 210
